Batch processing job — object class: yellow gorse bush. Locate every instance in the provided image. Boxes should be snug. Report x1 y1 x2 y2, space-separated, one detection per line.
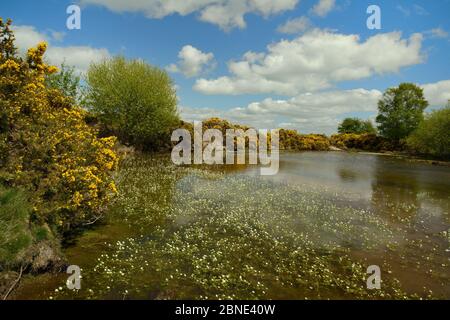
178 118 331 151
330 133 397 151
0 19 118 234
279 129 330 151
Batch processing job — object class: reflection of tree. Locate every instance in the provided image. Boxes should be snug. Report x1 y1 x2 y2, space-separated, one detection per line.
338 168 358 182
370 157 419 222
336 154 374 189
370 157 450 299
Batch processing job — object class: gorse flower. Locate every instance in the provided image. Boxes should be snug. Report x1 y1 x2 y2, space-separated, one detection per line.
0 18 118 234
0 59 20 71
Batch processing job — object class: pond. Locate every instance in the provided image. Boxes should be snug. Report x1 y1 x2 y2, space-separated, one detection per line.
13 152 450 300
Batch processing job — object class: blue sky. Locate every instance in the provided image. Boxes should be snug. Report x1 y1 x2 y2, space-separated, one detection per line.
1 0 450 133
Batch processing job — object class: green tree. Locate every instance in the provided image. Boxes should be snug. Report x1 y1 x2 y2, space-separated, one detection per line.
338 118 376 134
45 62 82 104
86 56 179 150
407 106 450 158
376 83 428 141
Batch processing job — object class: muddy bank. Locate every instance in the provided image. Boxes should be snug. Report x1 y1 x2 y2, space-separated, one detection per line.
0 239 66 299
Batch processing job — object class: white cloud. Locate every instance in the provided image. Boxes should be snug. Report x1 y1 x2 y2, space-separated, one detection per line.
397 4 429 17
183 79 450 134
180 106 223 123
80 0 299 31
12 25 49 50
166 45 215 78
44 46 111 74
12 25 111 73
425 28 449 39
51 31 66 42
182 88 382 134
422 80 450 106
195 29 424 96
311 0 335 17
277 16 311 34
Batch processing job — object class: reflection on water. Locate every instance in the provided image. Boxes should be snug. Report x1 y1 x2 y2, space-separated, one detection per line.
240 152 449 230
237 152 450 297
240 152 449 204
12 152 450 300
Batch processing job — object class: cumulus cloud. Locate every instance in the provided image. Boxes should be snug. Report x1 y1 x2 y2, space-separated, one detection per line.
12 25 49 50
180 106 224 123
51 31 66 42
183 79 450 134
311 0 335 17
80 0 299 31
44 46 111 74
182 88 382 134
166 45 215 78
422 80 450 106
277 16 311 34
194 29 424 96
12 25 110 73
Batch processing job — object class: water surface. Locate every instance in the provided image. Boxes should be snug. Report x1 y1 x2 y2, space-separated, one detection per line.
13 152 450 300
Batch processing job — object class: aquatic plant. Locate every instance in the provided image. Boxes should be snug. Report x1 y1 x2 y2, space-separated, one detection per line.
62 155 416 300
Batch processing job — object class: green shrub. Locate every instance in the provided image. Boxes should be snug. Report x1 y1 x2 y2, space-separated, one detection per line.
45 62 83 104
407 106 450 158
338 118 376 134
86 56 179 150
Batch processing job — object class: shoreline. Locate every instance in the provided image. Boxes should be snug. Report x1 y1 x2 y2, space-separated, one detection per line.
353 150 450 167
279 148 450 167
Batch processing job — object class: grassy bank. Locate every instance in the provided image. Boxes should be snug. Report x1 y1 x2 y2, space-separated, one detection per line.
0 187 64 298
0 188 32 270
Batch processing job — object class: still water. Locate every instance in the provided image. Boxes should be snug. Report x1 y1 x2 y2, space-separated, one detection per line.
13 152 450 299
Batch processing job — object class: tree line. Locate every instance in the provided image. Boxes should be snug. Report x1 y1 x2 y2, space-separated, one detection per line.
337 84 449 158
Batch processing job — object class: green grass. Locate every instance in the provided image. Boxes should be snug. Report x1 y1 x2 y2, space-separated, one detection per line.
0 187 33 269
